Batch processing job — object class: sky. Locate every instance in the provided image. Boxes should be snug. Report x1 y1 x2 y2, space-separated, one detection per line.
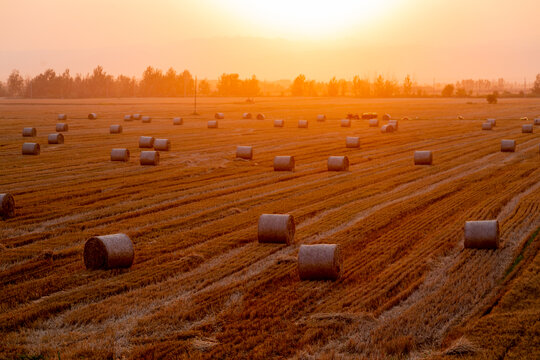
0 0 539 83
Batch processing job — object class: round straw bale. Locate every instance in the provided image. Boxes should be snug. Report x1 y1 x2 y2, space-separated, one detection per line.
110 124 122 134
362 112 378 119
141 116 152 123
132 114 141 120
402 117 409 121
124 115 133 121
345 136 360 148
414 151 433 165
274 156 295 171
48 133 64 144
0 193 15 219
482 122 492 130
457 115 464 120
298 244 342 281
242 112 252 119
140 151 159 165
139 136 154 148
298 120 308 128
388 119 398 130
173 117 183 125
317 114 326 121
215 112 225 119
500 139 515 152
534 118 540 125
22 127 36 137
522 124 533 133
341 119 351 127
520 117 528 121
274 119 284 127
88 113 98 120
327 156 349 171
56 123 68 132
236 146 253 159
153 138 170 151
22 143 40 155
380 124 394 133
83 233 134 270
257 113 265 120
57 114 67 120
110 148 130 162
257 214 295 244
369 119 379 127
208 120 218 128
464 220 499 249
382 113 391 121
487 118 496 126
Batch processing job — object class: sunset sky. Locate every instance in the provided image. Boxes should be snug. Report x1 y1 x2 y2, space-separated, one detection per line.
1 0 539 83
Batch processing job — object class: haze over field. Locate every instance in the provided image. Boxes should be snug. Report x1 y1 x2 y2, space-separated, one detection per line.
1 0 539 82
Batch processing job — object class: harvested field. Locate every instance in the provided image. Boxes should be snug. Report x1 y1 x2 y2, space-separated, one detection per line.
0 97 539 359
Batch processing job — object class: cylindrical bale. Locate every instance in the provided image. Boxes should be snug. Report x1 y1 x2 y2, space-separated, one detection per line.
298 244 342 281
500 139 516 152
458 115 464 120
88 113 97 120
139 136 154 148
273 156 295 171
534 118 540 125
382 113 391 121
482 122 492 130
141 116 152 123
110 125 122 134
236 146 253 159
56 123 68 132
522 124 533 133
110 148 130 162
208 120 218 128
83 233 134 270
345 136 360 148
57 114 67 120
520 117 528 121
327 156 349 171
464 220 499 249
316 114 326 121
402 117 409 121
487 118 496 126
380 124 394 133
22 127 37 137
173 117 183 125
153 139 170 151
362 112 378 119
298 120 308 128
341 119 351 127
242 112 252 119
215 112 225 119
140 151 159 165
22 143 40 155
388 120 398 130
124 115 133 121
0 193 15 219
256 113 265 120
414 150 433 165
132 114 141 120
369 119 379 127
274 119 284 127
257 214 295 245
48 133 64 144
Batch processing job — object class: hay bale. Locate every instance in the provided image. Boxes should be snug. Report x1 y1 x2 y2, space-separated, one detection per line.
57 114 67 120
414 150 433 165
345 136 360 148
402 117 409 121
22 127 36 137
274 119 284 127
487 118 496 127
0 193 15 219
274 156 295 171
341 119 351 127
110 148 130 162
242 112 252 119
141 116 152 123
83 233 134 270
458 115 464 120
139 136 154 148
298 244 342 281
388 119 398 130
534 118 540 125
482 122 492 130
256 113 265 120
110 125 122 134
208 120 218 128
140 151 159 165
22 143 40 155
48 133 64 144
327 156 349 171
56 123 68 132
382 113 391 121
153 139 170 151
464 220 499 249
380 124 394 133
88 113 97 120
132 114 141 120
257 214 295 244
173 117 183 125
215 113 225 119
236 146 253 160
369 119 379 127
522 124 533 133
317 114 326 121
298 120 308 128
124 115 133 121
520 117 528 121
362 112 377 119
500 139 515 152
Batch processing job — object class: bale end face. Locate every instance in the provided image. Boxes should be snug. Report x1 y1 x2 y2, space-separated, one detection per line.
327 156 349 171
298 244 342 281
0 193 15 219
464 220 499 249
414 151 433 165
84 233 134 270
273 156 295 171
500 140 516 152
258 214 295 245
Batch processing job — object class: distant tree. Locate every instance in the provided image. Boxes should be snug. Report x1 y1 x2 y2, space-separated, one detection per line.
291 74 306 96
327 77 339 96
242 75 260 97
384 79 398 97
403 74 413 96
455 87 467 97
374 75 385 97
198 79 211 95
352 75 370 97
532 73 540 95
486 92 498 104
305 80 319 96
338 78 348 96
0 81 5 96
441 84 454 97
7 70 24 97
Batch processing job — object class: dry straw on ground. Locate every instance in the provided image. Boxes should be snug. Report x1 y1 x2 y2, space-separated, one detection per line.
236 146 253 160
208 120 218 128
369 119 379 127
298 244 342 280
57 114 67 120
317 114 326 121
257 214 295 245
88 113 97 120
464 220 499 249
327 156 349 171
56 123 68 132
83 233 134 270
140 151 159 165
139 136 154 148
110 148 130 162
482 122 492 130
414 151 433 165
242 113 252 119
273 156 295 171
22 127 36 137
141 116 152 123
341 119 351 127
22 142 40 155
380 124 394 133
522 124 533 133
274 119 284 127
0 193 15 219
173 117 183 125
257 113 265 120
215 113 225 119
345 136 360 148
109 125 122 134
298 120 308 128
48 133 64 144
500 139 516 152
153 139 170 151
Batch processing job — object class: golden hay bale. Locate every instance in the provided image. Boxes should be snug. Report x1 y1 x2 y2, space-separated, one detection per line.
88 113 98 120
215 112 225 119
369 119 379 127
487 118 496 127
48 133 64 144
362 112 377 119
124 115 133 121
139 136 154 148
520 117 528 121
317 114 326 121
140 151 159 165
414 150 433 165
236 146 253 160
256 113 265 120
141 116 152 123
257 214 295 245
298 244 342 281
402 117 409 121
382 113 391 121
83 233 134 270
132 114 141 120
153 139 170 151
57 114 67 120
274 156 295 171
109 124 122 134
173 117 183 125
0 193 15 219
482 122 492 130
346 136 360 148
298 120 308 128
464 220 499 249
110 148 130 162
22 143 40 155
56 123 68 132
327 156 349 171
242 112 252 119
522 124 533 133
208 120 218 128
388 119 398 130
534 118 540 125
457 115 464 120
341 119 351 127
22 127 36 137
500 139 516 152
380 124 394 133
274 119 284 127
